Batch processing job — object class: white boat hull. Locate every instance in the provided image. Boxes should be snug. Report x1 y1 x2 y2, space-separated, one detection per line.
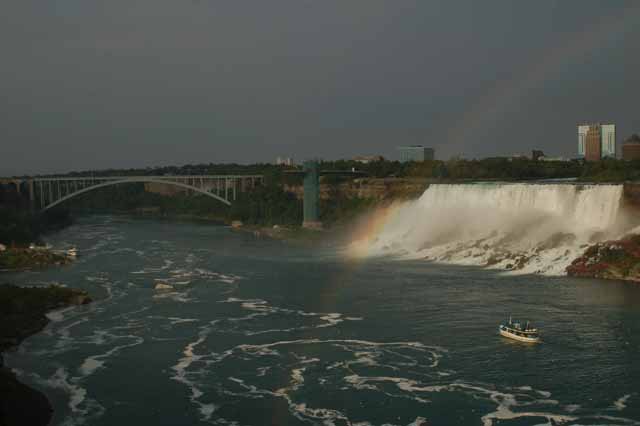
499 328 540 343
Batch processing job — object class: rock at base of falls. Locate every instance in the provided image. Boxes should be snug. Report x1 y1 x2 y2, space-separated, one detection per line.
154 283 174 290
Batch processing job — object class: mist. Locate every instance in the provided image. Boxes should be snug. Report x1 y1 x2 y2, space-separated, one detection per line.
350 183 631 275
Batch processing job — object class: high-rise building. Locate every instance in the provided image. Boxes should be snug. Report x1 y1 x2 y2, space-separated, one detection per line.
578 125 589 157
578 123 616 160
397 146 435 162
601 124 616 158
585 126 602 162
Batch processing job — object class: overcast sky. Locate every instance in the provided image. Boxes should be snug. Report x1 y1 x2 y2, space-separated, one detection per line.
2 1 640 175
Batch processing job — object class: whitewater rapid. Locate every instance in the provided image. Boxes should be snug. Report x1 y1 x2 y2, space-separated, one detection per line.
354 183 630 275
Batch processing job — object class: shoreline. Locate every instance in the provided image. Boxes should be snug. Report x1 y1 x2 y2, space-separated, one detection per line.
0 285 91 426
0 247 73 272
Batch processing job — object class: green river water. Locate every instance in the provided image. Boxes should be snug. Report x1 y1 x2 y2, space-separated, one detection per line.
4 216 640 426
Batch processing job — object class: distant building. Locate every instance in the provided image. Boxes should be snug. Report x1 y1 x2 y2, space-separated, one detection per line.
622 134 640 161
276 157 294 166
353 155 383 164
397 146 434 162
578 123 616 160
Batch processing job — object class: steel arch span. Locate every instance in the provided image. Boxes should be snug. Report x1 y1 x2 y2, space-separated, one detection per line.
29 175 263 211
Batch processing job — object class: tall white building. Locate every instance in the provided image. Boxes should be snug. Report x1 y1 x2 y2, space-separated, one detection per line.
601 124 616 158
578 125 589 157
578 123 616 159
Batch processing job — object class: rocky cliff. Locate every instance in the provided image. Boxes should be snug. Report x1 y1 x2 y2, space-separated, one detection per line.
566 234 640 282
284 177 429 201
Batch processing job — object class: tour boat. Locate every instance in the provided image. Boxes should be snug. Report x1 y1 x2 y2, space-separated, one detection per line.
499 317 540 343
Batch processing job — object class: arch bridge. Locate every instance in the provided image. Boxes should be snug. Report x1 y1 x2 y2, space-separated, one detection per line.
13 175 263 211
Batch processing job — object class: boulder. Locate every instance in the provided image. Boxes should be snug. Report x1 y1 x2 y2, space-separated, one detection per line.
70 293 92 305
154 283 174 290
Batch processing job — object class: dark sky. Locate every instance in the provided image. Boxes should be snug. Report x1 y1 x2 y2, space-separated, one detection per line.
2 1 640 175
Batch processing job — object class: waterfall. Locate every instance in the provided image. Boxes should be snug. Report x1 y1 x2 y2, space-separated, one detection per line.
352 183 626 275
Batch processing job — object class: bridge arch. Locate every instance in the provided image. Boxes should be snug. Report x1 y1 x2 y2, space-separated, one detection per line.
42 177 232 211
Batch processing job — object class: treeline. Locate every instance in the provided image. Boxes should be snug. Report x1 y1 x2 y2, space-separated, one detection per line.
0 208 72 246
64 182 303 226
38 156 640 182
323 157 640 182
580 159 640 182
1 183 72 246
320 157 582 180
228 186 302 226
64 183 230 218
60 181 375 228
5 157 640 234
54 163 294 185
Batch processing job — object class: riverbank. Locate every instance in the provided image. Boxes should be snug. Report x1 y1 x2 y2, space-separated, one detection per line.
0 247 72 271
0 284 91 426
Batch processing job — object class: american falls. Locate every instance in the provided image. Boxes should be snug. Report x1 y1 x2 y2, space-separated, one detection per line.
350 183 631 275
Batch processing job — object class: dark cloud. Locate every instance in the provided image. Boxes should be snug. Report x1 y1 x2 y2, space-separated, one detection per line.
1 1 639 175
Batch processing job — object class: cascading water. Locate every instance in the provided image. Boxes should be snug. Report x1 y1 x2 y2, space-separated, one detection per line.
352 183 627 275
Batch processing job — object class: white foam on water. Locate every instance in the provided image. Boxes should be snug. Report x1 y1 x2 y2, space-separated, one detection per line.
614 394 632 411
89 330 109 345
256 366 271 377
219 297 365 335
353 183 630 275
170 325 220 422
152 290 194 303
199 403 217 421
77 334 145 377
34 367 105 426
167 317 199 325
55 318 90 349
169 333 640 426
147 315 199 326
78 358 104 376
564 404 581 413
169 336 448 425
46 306 76 322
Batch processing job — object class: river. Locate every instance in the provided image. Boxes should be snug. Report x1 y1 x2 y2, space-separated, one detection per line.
4 215 640 426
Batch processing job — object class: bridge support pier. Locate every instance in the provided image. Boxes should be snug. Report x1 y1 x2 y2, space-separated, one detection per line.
28 180 35 212
302 161 323 230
